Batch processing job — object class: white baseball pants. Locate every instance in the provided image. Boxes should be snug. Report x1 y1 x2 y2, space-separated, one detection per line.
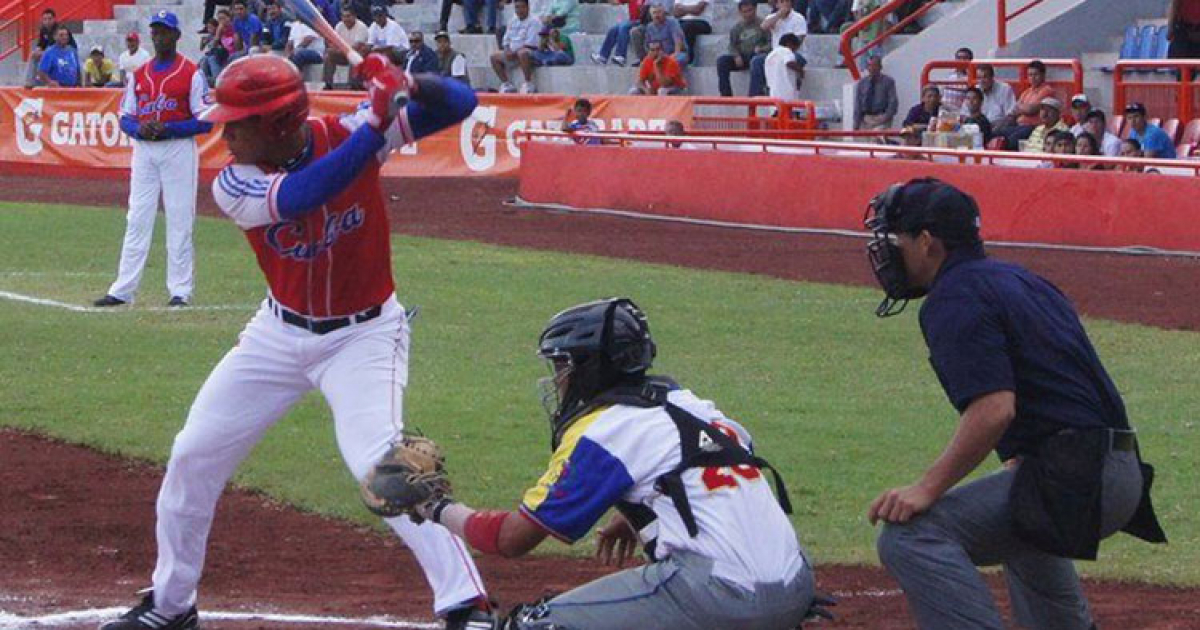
150 296 487 616
107 138 197 302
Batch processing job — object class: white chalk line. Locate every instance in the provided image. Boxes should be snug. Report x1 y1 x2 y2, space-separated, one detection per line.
0 290 254 313
0 606 440 629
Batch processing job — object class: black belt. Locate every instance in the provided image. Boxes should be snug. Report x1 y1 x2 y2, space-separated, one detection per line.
1109 429 1137 453
269 298 382 335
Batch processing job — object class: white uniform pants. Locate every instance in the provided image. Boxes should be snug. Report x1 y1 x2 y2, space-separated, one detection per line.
151 296 487 616
108 138 198 302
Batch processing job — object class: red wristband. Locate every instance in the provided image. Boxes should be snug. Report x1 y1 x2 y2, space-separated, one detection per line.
464 510 509 555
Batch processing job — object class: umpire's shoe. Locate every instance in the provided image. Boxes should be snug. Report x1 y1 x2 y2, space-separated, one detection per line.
99 591 199 630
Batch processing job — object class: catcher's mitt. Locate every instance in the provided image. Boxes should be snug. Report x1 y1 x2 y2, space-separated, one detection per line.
360 434 451 519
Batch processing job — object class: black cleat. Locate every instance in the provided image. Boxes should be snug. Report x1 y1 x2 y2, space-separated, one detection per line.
444 602 499 630
99 591 199 629
167 296 190 308
93 295 127 307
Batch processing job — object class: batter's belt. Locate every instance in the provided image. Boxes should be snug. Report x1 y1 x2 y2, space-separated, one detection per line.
268 297 383 335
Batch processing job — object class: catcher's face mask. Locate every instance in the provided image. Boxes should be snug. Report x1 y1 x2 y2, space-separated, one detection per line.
865 183 928 318
537 354 573 423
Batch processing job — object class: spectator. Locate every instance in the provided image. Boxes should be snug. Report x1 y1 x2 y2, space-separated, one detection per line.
200 14 232 86
976 64 1015 128
1119 138 1162 173
1000 60 1056 149
442 0 499 35
1067 93 1091 132
562 97 602 144
434 30 470 85
850 0 883 56
854 54 898 130
1021 96 1068 153
807 0 850 34
260 1 290 52
324 8 371 90
902 85 940 131
1051 130 1078 168
716 0 768 97
36 27 80 87
400 31 439 73
1168 0 1200 59
1082 109 1122 157
116 32 151 87
631 5 687 66
533 27 575 67
230 0 262 60
347 0 376 24
541 0 582 35
24 8 76 88
83 45 117 87
286 16 325 70
672 0 711 65
749 0 806 96
592 0 663 66
1125 102 1177 158
960 86 993 145
367 5 409 66
940 47 972 113
202 0 234 28
631 40 687 94
664 119 704 149
1075 132 1106 170
490 0 541 93
764 32 804 101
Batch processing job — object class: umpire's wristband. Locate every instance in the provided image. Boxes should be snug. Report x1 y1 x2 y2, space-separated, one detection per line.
429 498 455 524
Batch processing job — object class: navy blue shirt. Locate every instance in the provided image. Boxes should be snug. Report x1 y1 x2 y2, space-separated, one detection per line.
918 246 1129 460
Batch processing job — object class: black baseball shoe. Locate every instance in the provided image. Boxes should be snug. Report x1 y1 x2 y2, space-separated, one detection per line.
444 600 499 630
93 294 127 307
99 591 199 630
167 296 190 308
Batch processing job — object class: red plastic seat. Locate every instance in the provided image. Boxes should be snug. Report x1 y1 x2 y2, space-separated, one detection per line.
1178 119 1200 146
1177 143 1192 158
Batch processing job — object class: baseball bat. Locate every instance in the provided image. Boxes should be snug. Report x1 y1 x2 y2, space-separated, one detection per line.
281 0 363 66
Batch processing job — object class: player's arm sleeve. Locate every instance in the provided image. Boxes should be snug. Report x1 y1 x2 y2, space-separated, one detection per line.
273 123 388 218
519 437 635 543
212 165 286 229
341 75 478 157
160 72 214 139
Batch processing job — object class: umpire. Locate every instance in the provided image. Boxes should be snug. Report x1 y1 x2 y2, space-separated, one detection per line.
862 178 1165 629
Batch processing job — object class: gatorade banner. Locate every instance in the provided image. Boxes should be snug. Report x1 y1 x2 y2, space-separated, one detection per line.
0 88 694 177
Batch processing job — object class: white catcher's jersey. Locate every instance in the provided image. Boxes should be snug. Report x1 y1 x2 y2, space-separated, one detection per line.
521 388 805 589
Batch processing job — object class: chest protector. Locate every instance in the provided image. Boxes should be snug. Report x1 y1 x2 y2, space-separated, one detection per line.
589 377 793 558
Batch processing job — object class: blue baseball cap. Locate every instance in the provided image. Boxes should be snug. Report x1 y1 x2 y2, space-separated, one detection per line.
149 10 180 32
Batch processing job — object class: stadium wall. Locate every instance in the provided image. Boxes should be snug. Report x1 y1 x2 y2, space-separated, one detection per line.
518 142 1200 252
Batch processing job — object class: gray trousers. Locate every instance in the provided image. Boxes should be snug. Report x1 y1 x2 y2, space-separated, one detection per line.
518 551 814 630
877 450 1143 630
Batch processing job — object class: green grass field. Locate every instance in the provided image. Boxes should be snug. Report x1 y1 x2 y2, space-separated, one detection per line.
1 202 1197 585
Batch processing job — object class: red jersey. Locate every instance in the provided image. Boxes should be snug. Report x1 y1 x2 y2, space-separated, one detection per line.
123 54 205 124
212 110 417 317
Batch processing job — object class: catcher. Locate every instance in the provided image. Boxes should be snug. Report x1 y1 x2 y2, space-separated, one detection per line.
361 298 823 629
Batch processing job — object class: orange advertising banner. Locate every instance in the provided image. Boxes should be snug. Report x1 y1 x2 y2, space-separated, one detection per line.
0 88 694 177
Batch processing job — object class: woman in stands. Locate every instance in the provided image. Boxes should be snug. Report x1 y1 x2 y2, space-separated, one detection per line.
1075 132 1107 170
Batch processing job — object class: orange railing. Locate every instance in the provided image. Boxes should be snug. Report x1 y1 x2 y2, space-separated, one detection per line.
520 129 1200 174
997 0 1046 48
690 97 818 134
1112 60 1200 124
840 0 945 80
920 58 1083 104
0 0 122 62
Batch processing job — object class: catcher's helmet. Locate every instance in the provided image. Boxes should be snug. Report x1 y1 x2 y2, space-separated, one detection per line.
864 178 982 317
537 298 656 447
201 55 309 139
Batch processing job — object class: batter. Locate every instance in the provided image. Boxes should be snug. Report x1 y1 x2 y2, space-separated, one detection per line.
98 55 494 630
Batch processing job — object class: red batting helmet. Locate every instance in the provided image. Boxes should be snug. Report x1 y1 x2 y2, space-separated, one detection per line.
201 55 309 139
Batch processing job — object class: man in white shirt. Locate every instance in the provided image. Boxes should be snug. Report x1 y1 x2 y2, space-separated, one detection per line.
764 32 803 102
367 5 408 65
286 20 325 70
489 0 541 93
117 31 151 87
323 7 370 89
749 0 806 96
977 64 1015 128
1082 109 1123 157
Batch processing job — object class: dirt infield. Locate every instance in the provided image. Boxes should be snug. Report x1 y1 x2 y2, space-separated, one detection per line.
2 174 1199 628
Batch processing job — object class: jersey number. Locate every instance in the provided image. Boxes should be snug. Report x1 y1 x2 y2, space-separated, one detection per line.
700 422 761 491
